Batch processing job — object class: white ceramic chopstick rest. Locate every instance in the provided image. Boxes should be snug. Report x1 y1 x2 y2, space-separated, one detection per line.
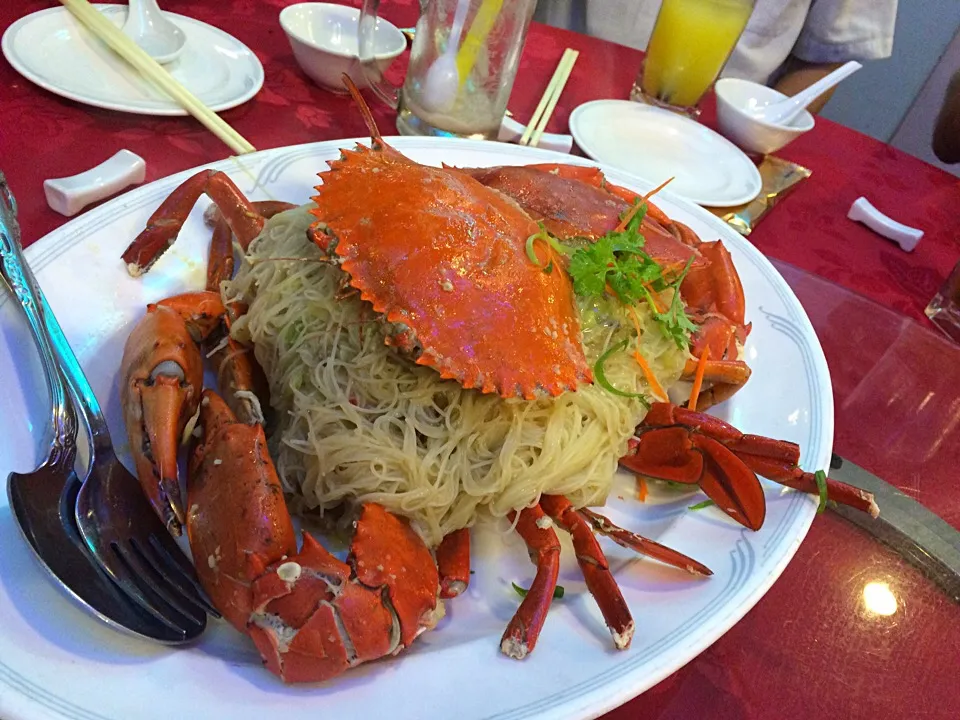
499 115 573 154
847 196 923 252
43 150 146 217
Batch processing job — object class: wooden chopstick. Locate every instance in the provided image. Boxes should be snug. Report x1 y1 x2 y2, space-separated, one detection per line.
519 49 574 146
520 48 579 147
59 0 256 155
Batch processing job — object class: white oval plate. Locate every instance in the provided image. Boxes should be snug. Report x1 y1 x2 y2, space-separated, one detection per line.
0 137 830 720
569 99 763 207
1 4 263 116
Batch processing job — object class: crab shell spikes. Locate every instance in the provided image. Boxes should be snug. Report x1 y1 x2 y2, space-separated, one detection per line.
308 143 593 400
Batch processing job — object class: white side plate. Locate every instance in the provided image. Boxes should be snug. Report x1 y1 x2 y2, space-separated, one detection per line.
570 99 763 208
1 4 264 116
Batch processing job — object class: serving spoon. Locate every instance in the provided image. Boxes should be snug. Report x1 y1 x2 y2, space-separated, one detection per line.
121 0 186 64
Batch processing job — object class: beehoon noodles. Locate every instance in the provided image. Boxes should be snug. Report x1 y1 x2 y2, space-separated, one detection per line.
224 205 686 546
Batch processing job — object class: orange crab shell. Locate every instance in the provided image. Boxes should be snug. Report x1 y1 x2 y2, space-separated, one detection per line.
308 143 592 400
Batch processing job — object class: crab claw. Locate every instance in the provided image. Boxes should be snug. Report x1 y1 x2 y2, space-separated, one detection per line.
624 402 879 530
120 292 225 534
622 403 767 531
620 435 766 530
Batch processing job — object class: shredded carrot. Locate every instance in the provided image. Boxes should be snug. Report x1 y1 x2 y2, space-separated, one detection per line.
627 308 668 401
614 202 644 233
627 305 643 339
687 347 710 411
614 176 676 232
636 476 648 502
660 260 687 282
633 351 668 401
644 176 675 202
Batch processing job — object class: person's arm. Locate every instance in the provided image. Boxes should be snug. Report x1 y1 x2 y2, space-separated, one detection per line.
932 69 960 164
772 58 844 114
775 0 897 114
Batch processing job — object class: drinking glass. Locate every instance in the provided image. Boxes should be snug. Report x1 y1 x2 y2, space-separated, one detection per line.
630 0 755 116
925 259 960 344
360 0 537 139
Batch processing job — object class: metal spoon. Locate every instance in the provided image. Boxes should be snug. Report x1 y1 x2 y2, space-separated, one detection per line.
121 0 186 65
0 173 190 643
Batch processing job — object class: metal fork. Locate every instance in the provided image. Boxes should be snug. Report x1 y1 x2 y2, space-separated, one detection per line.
0 173 194 642
0 175 219 635
63 288 221 637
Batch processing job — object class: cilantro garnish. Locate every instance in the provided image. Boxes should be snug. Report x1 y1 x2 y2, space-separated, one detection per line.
639 258 699 349
688 499 716 511
567 202 656 300
563 200 697 349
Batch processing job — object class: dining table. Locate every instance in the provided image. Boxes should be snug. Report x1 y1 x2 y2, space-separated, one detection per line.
2 1 959 719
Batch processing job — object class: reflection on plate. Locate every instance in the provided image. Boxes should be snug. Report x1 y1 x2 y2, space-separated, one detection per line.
569 99 763 208
0 138 829 720
1 4 263 116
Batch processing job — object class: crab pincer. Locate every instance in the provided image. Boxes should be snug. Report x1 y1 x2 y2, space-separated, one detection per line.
119 291 226 533
623 402 879 528
186 390 442 683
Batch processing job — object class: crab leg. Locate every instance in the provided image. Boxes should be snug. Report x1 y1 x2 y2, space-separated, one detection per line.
738 453 880 517
677 356 753 411
680 358 752 386
204 319 270 427
522 163 677 229
626 402 878 524
539 495 634 649
206 200 297 291
122 170 264 277
188 391 440 683
681 241 746 327
578 508 713 577
436 528 471 599
501 505 560 660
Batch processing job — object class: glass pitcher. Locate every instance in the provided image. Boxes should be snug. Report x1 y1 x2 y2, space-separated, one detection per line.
359 0 537 139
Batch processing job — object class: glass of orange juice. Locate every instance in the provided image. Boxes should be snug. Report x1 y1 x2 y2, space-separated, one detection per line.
630 0 755 115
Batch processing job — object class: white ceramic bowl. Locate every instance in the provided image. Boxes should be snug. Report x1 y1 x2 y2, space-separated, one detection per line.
714 77 815 155
279 3 406 93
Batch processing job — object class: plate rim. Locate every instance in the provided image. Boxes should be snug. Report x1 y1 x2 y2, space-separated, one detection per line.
0 3 265 117
3 135 831 720
569 98 764 207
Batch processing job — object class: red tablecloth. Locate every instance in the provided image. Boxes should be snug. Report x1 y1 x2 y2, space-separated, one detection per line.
2 3 959 720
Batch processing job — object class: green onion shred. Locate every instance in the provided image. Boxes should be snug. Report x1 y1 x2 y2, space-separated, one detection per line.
512 582 564 599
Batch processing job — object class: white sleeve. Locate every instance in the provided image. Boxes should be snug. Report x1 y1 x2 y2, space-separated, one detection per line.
793 0 898 62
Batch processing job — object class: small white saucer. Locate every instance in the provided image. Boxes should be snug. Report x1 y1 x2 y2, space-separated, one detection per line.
569 99 762 207
1 4 264 116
